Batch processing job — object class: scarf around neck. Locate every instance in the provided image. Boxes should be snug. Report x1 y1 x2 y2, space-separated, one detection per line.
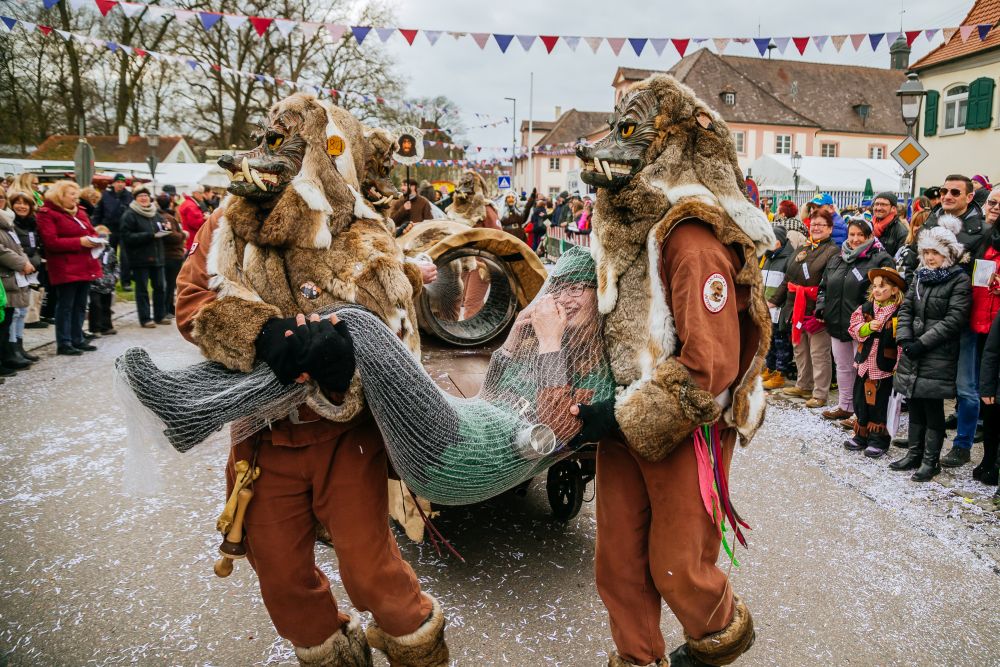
915 264 960 286
841 236 877 263
129 200 157 218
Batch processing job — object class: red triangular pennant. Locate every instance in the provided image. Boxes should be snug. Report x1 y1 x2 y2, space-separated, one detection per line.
792 37 809 55
399 28 417 45
133 47 147 57
540 35 559 53
95 0 117 17
672 38 689 57
249 16 273 37
905 30 921 46
38 25 52 36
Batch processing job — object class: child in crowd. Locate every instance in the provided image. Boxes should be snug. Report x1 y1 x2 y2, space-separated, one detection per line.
761 225 795 389
891 216 971 482
844 268 905 458
88 225 118 336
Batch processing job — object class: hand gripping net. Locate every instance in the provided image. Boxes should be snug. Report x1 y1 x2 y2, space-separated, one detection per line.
115 247 614 505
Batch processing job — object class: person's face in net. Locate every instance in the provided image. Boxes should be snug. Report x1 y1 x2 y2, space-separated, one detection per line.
553 283 597 328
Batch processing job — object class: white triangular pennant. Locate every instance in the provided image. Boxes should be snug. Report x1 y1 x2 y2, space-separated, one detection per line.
517 34 536 50
20 21 36 33
173 9 196 24
145 5 171 21
299 22 320 38
375 27 395 42
119 44 133 55
812 35 828 51
772 36 790 53
55 29 71 41
69 0 89 10
224 15 249 31
326 23 346 41
119 3 145 18
584 36 603 53
941 27 957 43
830 34 847 51
562 35 580 51
713 37 729 52
424 29 441 45
649 38 668 55
274 19 297 37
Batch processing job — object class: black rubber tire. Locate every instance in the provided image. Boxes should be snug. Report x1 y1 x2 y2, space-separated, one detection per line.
418 246 520 347
547 459 585 522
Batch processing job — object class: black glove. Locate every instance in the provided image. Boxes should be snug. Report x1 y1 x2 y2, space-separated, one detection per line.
299 318 356 393
255 317 311 385
905 340 927 359
571 399 619 446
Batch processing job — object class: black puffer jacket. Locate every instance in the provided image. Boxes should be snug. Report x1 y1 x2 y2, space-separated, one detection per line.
120 207 166 268
893 266 972 399
13 213 42 269
875 216 909 259
816 239 894 341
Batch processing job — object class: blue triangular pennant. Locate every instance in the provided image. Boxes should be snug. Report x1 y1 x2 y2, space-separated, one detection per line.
868 32 884 50
199 12 222 31
351 26 371 44
978 24 992 41
106 41 119 52
186 59 199 70
1 16 17 31
494 33 514 52
43 0 61 8
628 37 647 56
753 37 771 55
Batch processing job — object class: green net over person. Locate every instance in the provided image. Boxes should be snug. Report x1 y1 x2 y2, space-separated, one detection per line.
116 246 615 504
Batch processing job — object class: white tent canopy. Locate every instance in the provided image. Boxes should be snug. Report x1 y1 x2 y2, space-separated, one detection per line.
747 154 906 194
0 158 217 193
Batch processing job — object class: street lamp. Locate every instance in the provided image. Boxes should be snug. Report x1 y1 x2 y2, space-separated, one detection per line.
146 131 160 195
504 96 516 192
896 71 926 200
791 151 802 206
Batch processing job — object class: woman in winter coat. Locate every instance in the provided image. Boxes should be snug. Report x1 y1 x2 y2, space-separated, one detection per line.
34 180 102 355
761 225 796 389
816 217 894 422
157 193 187 319
0 187 37 373
891 215 972 482
120 187 167 327
7 190 43 359
769 208 840 408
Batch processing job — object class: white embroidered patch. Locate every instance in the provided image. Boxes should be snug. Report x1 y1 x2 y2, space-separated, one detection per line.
702 272 729 313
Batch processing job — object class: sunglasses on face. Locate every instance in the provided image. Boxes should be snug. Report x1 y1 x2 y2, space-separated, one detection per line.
940 187 967 197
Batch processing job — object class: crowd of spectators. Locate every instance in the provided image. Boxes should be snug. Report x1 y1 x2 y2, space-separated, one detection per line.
0 174 217 381
760 175 999 504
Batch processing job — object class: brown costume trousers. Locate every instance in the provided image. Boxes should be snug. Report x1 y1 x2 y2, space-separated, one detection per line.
595 430 737 665
227 412 432 648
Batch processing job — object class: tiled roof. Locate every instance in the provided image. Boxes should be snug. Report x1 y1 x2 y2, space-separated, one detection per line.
520 120 555 133
912 0 1000 70
621 49 908 135
536 110 608 146
30 135 185 162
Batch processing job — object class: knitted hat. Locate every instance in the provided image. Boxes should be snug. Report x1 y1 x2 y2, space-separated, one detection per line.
874 191 898 207
132 186 151 198
549 246 596 287
918 214 964 267
972 174 992 190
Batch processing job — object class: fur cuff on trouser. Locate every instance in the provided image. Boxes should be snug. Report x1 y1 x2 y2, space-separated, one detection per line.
615 358 722 462
191 296 281 372
684 596 755 666
366 594 448 667
295 612 373 667
608 653 664 666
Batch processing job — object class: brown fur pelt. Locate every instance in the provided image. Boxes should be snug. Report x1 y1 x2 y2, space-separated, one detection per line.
192 296 282 372
366 595 448 667
684 595 755 665
295 612 373 667
446 170 489 225
199 93 420 422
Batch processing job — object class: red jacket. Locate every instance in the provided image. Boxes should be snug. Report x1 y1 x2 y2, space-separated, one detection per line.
177 196 205 252
971 246 1000 334
35 204 103 286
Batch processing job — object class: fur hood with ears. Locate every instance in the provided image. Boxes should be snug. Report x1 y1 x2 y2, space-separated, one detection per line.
918 214 965 267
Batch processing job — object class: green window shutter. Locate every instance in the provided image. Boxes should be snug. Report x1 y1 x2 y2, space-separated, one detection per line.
966 77 995 130
924 90 939 136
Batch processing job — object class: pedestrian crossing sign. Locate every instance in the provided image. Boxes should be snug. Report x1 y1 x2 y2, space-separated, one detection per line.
498 175 511 189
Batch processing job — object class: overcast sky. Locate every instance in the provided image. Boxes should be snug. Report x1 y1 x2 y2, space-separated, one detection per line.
379 0 972 158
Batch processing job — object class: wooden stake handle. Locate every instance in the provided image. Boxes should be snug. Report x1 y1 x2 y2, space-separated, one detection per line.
213 487 254 578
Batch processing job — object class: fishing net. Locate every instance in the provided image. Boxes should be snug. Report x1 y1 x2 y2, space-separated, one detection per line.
115 246 614 505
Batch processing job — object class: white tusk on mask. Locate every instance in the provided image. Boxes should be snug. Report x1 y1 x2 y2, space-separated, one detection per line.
250 168 267 191
601 160 613 181
241 157 252 183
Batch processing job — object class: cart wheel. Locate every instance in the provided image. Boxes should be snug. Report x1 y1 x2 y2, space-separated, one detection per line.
547 460 585 522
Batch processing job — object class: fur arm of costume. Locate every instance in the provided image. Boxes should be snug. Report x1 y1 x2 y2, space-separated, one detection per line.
614 357 722 461
191 296 282 373
402 259 424 299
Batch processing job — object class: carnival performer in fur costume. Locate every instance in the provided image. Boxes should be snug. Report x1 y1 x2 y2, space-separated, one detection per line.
175 93 447 667
447 170 500 229
572 75 773 666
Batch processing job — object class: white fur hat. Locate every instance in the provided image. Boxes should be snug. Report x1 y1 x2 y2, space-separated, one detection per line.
918 214 965 267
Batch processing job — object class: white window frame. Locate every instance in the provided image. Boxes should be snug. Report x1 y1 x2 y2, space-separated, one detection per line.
868 145 886 159
722 92 736 106
548 157 561 171
943 84 969 135
821 142 838 158
548 186 560 199
733 131 746 155
775 134 792 155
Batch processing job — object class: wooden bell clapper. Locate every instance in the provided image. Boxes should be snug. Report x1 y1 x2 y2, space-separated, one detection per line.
213 458 260 578
214 487 253 578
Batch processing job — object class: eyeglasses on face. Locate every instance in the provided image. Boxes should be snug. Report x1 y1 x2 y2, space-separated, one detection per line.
939 187 967 197
553 283 589 298
986 199 1000 209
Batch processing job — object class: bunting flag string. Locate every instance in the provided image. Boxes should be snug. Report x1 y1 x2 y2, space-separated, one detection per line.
24 0 996 57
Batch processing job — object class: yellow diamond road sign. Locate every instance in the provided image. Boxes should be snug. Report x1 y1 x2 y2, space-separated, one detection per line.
891 136 929 173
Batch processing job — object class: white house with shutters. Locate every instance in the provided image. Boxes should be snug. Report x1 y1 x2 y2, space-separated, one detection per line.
911 0 999 190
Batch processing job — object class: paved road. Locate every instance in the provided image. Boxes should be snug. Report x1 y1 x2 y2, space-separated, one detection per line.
1 310 998 666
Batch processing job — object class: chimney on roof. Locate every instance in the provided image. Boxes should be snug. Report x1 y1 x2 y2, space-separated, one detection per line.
554 106 562 119
889 35 910 70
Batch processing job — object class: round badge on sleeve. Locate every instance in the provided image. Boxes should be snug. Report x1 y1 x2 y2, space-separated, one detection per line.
702 273 729 313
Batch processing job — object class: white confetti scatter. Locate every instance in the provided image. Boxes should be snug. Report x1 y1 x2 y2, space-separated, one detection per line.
0 311 997 665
